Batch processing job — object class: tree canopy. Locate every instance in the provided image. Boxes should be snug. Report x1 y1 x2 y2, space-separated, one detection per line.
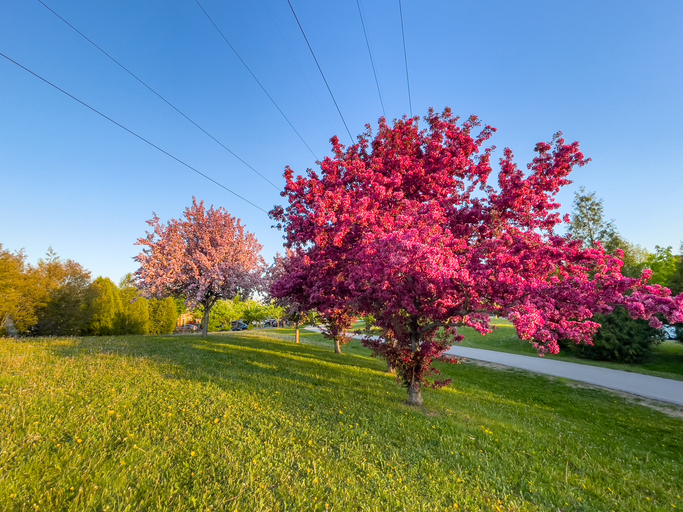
134 197 264 338
272 108 683 405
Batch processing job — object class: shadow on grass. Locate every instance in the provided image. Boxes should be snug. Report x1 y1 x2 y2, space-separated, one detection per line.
46 332 397 406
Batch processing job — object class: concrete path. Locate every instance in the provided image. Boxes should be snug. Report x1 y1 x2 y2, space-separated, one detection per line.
304 327 683 406
444 346 683 406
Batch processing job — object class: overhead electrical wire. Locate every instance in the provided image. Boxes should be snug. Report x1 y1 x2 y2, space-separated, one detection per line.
194 0 318 161
285 0 354 144
398 0 413 117
356 0 386 118
0 51 269 214
37 0 281 191
258 0 336 134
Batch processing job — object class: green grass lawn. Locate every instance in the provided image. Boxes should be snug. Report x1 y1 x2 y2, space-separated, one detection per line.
1 333 682 511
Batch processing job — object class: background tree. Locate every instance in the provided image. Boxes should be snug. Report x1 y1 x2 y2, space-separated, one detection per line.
32 248 96 336
88 277 122 335
0 245 43 335
667 243 683 295
568 188 649 276
318 309 355 355
117 274 149 335
148 297 177 335
134 197 264 338
206 298 243 331
265 302 285 327
568 187 622 250
565 306 665 363
241 299 269 329
667 243 683 340
272 109 683 406
643 245 678 286
268 251 311 343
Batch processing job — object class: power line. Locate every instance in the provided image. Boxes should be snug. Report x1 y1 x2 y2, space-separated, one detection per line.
285 0 354 144
398 0 413 117
356 0 385 118
38 0 281 191
0 51 269 214
259 0 336 134
194 0 319 160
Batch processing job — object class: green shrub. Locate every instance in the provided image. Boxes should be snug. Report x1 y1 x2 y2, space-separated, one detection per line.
568 306 665 363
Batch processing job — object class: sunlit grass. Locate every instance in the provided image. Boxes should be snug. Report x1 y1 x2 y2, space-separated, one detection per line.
1 334 682 511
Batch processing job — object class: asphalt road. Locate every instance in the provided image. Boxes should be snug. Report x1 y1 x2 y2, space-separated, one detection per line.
444 345 683 407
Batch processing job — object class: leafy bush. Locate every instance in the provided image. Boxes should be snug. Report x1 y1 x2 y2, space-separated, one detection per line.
568 306 665 363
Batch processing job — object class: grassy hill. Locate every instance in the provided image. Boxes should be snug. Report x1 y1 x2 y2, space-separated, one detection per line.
1 332 682 511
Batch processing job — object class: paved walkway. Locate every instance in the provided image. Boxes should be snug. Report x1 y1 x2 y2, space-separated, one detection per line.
445 346 683 406
305 327 683 406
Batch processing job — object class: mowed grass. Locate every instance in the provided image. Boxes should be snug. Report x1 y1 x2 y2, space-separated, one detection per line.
0 333 682 511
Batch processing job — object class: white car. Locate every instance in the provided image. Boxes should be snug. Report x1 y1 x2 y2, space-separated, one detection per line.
662 325 678 340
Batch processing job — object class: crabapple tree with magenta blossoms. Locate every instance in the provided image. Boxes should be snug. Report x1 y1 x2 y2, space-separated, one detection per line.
271 108 683 406
135 197 264 338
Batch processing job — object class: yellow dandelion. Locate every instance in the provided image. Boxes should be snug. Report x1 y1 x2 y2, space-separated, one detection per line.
214 419 219 424
77 439 82 443
191 451 196 457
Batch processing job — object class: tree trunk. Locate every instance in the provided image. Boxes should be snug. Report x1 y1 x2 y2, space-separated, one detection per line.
334 336 342 354
406 319 422 405
295 320 300 344
407 380 423 406
202 304 210 339
387 359 394 374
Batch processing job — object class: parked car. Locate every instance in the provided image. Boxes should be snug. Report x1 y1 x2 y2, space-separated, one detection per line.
662 325 678 340
231 321 248 331
264 319 278 327
176 324 198 334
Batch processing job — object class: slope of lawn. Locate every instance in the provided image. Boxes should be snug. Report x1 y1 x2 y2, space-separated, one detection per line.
1 332 682 511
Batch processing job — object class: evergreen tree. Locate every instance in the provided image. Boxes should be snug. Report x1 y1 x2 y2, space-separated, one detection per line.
117 274 149 335
88 277 122 335
148 297 177 335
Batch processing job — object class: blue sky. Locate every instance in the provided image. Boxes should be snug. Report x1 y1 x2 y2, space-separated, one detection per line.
1 0 682 282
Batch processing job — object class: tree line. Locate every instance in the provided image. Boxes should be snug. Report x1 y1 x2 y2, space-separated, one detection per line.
0 247 176 336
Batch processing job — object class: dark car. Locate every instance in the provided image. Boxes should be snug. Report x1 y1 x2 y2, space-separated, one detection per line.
231 321 248 331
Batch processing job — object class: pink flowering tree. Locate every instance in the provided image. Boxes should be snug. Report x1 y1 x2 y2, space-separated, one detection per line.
135 197 264 338
267 251 309 343
318 308 356 355
271 108 683 406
